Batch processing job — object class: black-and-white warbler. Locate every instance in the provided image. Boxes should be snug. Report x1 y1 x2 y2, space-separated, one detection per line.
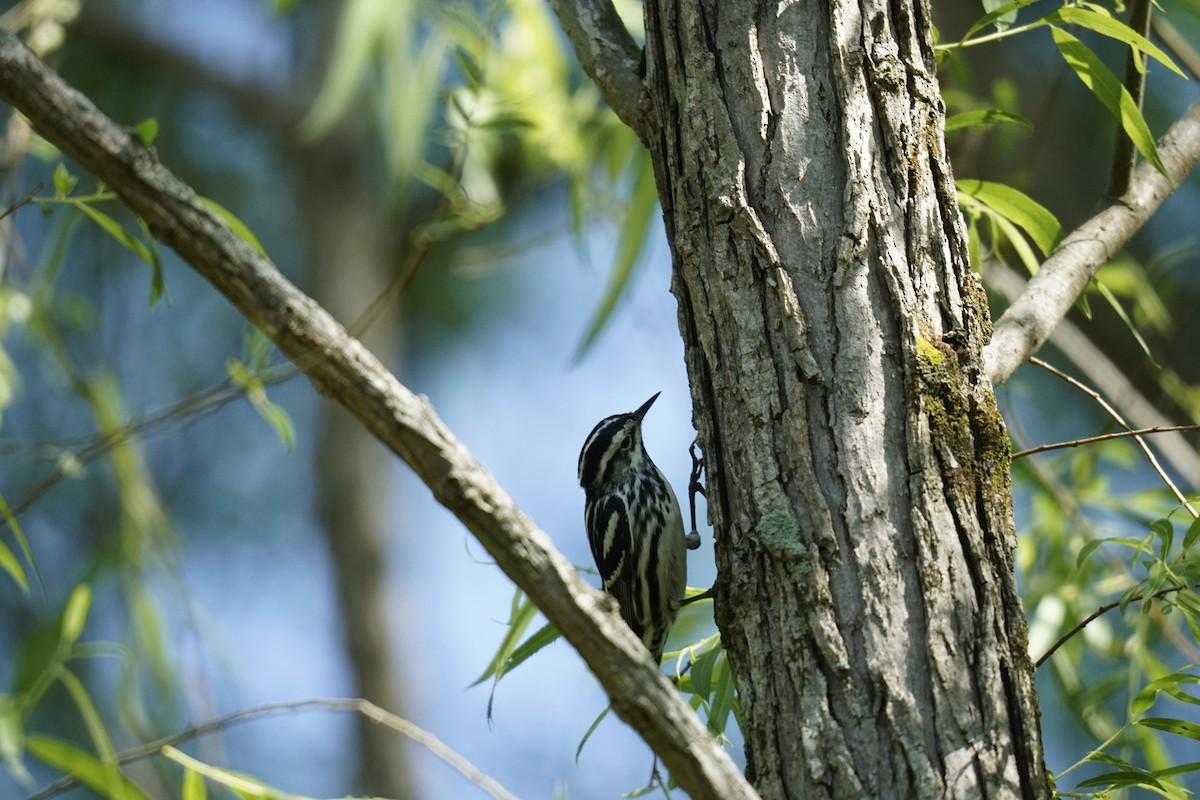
578 392 689 662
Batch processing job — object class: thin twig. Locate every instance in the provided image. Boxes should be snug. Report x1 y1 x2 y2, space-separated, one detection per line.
1030 357 1197 518
25 697 520 800
1034 586 1184 669
0 182 42 221
1012 425 1200 460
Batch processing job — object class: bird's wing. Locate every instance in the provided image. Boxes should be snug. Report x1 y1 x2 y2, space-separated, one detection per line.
585 493 641 636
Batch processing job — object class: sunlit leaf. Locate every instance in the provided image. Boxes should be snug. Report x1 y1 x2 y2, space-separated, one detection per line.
0 532 27 594
182 767 208 800
133 117 159 145
52 163 76 198
161 746 309 800
1133 671 1200 715
60 584 92 649
1046 8 1185 78
956 180 1061 256
1051 26 1166 176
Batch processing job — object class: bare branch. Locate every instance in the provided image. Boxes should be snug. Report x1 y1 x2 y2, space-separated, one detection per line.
984 97 1200 387
1034 586 1183 670
546 0 650 138
26 697 517 800
1012 425 1200 460
982 258 1200 482
1029 357 1197 517
0 29 754 800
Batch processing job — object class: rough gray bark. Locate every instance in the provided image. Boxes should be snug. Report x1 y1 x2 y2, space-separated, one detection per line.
636 2 1049 797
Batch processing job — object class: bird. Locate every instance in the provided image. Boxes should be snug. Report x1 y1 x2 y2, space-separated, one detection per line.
578 392 688 663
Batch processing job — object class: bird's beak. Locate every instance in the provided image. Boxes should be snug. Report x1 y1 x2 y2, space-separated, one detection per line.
632 392 661 423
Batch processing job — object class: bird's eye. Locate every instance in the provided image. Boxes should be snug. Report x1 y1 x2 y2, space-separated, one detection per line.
618 437 633 451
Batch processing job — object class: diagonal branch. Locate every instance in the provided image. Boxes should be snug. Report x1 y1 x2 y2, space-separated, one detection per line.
546 0 650 139
984 97 1200 387
0 28 755 800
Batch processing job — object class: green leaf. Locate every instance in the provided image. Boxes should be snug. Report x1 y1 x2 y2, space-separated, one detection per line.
199 197 268 258
1133 671 1200 715
60 584 92 649
944 109 1033 133
1046 8 1185 78
1184 516 1200 551
1140 716 1200 741
982 0 1020 31
133 117 159 145
574 149 658 360
575 706 611 762
0 537 27 594
1151 517 1175 557
1050 26 1166 176
494 623 560 681
1075 769 1162 790
52 163 77 198
135 216 168 306
161 746 308 800
1155 760 1200 780
76 204 154 266
689 644 722 700
58 669 116 763
0 696 32 788
471 591 540 688
701 651 736 739
26 735 152 800
182 767 208 800
956 180 1061 256
1092 279 1155 361
225 359 295 450
960 0 1040 41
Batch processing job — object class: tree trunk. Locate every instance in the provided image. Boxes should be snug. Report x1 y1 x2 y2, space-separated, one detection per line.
641 2 1049 797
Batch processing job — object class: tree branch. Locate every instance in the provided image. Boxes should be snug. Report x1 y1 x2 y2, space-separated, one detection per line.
984 96 1200 387
1104 0 1151 198
1034 586 1183 670
982 258 1200 482
0 29 755 800
27 697 516 800
1011 424 1200 460
545 0 650 139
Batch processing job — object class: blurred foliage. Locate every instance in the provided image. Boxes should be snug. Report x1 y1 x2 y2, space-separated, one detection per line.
0 0 1198 798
